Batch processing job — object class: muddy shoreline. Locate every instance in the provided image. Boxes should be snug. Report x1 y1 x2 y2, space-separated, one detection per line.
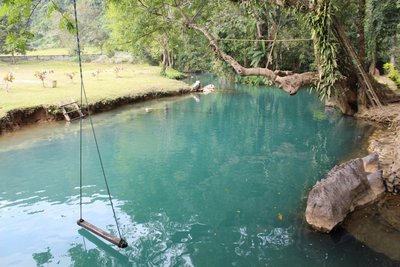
0 89 190 135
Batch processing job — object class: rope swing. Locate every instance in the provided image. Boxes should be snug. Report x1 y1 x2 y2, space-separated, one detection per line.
72 0 127 249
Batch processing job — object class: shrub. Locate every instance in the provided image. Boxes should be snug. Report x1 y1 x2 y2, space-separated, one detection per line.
165 68 186 80
3 71 15 92
387 70 400 89
34 70 54 87
235 75 272 86
383 63 394 73
388 70 399 81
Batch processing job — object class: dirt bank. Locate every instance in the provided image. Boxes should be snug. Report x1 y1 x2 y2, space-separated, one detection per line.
341 103 400 261
356 104 400 193
0 89 190 135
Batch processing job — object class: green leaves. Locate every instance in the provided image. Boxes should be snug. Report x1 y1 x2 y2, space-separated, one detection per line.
0 0 33 56
306 0 340 99
48 1 76 34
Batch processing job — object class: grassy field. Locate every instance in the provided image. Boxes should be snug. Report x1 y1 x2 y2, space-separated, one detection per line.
0 60 189 117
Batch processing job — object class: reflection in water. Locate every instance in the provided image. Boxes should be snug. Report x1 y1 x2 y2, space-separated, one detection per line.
1 75 397 266
32 247 53 266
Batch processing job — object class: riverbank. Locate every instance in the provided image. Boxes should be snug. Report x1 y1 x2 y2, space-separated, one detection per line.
0 89 191 134
0 61 190 134
356 103 400 193
340 103 400 261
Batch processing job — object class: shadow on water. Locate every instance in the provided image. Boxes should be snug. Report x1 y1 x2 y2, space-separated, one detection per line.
76 229 131 265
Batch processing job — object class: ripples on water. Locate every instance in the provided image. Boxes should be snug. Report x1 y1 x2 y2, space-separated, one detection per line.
0 75 397 266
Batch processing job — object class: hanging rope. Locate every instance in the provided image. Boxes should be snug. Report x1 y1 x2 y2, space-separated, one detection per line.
216 37 313 43
72 0 125 244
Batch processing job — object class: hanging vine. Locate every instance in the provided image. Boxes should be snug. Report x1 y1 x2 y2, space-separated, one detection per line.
306 0 341 99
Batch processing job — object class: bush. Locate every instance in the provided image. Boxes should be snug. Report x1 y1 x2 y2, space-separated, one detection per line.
165 68 186 80
383 63 394 73
388 70 399 81
387 70 400 89
235 75 272 86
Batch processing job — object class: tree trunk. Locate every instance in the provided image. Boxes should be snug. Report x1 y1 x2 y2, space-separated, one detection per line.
357 0 366 69
369 57 377 76
11 51 15 64
390 32 397 70
332 17 382 108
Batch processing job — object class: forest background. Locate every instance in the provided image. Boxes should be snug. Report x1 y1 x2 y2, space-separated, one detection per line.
1 0 399 106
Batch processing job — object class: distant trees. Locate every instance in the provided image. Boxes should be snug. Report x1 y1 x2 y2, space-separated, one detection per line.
106 0 400 114
29 0 109 53
365 0 400 74
106 0 181 73
1 0 399 114
0 0 34 63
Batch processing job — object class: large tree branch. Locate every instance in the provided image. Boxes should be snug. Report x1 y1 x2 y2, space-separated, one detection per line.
186 22 317 94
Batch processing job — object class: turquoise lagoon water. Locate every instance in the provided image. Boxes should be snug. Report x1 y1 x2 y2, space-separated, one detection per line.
0 76 396 266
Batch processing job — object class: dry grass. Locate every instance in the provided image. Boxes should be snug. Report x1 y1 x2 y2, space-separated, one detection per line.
0 60 189 117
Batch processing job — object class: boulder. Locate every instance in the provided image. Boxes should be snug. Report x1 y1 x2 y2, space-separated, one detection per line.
305 155 384 233
362 153 379 173
202 84 215 95
190 80 201 92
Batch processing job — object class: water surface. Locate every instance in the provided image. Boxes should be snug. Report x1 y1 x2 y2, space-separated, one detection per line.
0 76 395 266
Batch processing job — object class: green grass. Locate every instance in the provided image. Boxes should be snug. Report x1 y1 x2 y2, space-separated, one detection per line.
0 47 101 57
165 68 187 80
0 60 189 117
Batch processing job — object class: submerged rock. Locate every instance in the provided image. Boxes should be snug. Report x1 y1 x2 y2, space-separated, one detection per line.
343 195 400 261
305 154 385 233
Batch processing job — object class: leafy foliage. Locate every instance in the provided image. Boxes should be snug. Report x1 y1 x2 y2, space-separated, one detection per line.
306 0 340 99
365 0 400 64
0 0 33 57
235 75 272 86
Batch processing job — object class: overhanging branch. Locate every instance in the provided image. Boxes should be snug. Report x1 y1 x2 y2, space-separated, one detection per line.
186 22 318 94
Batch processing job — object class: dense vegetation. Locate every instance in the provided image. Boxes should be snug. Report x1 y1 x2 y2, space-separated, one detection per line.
1 0 399 113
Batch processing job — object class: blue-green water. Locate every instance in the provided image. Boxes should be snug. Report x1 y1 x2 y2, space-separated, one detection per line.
0 76 396 266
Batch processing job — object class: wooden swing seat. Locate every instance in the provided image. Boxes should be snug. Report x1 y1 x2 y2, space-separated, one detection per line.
77 219 128 248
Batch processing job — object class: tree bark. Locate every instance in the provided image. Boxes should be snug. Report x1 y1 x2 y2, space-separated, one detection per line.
357 0 366 69
390 32 397 70
11 51 15 64
332 17 382 108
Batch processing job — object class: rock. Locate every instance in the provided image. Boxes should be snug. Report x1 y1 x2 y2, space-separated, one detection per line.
367 171 385 197
48 80 57 88
387 174 396 184
343 198 400 262
362 153 379 173
202 84 215 95
305 155 385 233
357 171 385 206
324 97 336 107
190 81 201 92
387 183 394 192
